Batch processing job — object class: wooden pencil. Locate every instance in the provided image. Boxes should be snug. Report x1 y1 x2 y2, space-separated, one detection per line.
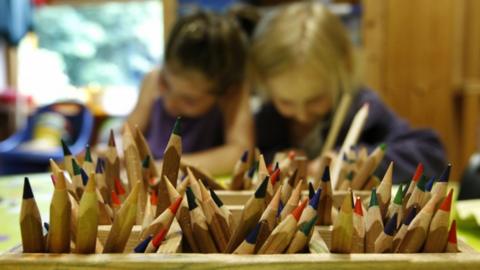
352 196 366 253
114 177 127 202
103 182 140 253
396 195 437 253
61 139 75 178
255 186 282 253
280 169 297 205
104 130 120 200
134 125 159 177
20 177 45 253
156 221 183 254
403 163 424 208
376 161 393 219
225 177 268 253
141 190 158 230
210 188 235 235
187 167 203 202
233 223 261 254
266 168 280 204
331 103 369 188
159 117 182 190
392 206 417 251
278 150 295 181
423 189 453 252
75 173 99 254
317 166 333 225
387 184 404 227
95 158 109 204
71 159 85 198
331 191 354 253
47 169 71 253
133 235 153 253
177 191 200 252
230 150 249 190
122 124 143 192
140 196 182 240
365 188 383 253
145 228 168 253
374 213 397 253
286 216 317 253
351 143 386 190
421 176 436 208
405 175 427 216
183 164 224 190
308 228 330 253
50 159 77 201
257 155 269 188
431 164 451 205
445 220 459 253
298 187 321 227
280 180 302 221
186 187 218 253
257 198 307 254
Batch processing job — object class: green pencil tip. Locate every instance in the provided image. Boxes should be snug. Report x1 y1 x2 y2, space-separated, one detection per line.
393 184 404 205
61 139 72 156
172 117 182 136
299 216 318 236
254 176 269 199
369 188 379 207
85 145 92 162
379 143 387 151
72 159 81 175
346 171 354 181
417 175 428 192
142 155 150 169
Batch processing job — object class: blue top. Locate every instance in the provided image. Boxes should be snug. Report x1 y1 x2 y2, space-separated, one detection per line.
255 89 447 183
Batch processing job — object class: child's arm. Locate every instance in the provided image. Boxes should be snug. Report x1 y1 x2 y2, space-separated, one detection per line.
127 69 161 132
181 82 254 176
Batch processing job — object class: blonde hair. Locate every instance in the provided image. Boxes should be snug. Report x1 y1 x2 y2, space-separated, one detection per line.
250 2 357 104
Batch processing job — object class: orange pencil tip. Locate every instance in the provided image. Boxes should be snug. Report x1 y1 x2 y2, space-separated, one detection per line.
413 163 424 182
150 190 158 205
114 178 126 195
152 228 168 248
448 220 457 244
354 197 363 216
440 189 454 212
169 196 183 214
111 191 121 206
270 169 280 185
291 198 308 221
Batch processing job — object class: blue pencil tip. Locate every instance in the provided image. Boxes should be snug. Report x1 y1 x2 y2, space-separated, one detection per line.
240 150 248 162
245 223 261 244
438 164 451 183
80 169 89 186
309 188 322 209
277 200 284 218
384 213 398 236
321 166 330 182
425 176 435 192
134 235 153 253
404 207 417 226
23 177 34 199
95 158 104 174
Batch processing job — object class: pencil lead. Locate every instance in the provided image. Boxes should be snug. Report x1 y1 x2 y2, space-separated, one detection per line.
23 177 34 199
308 182 315 199
354 197 363 216
210 188 224 207
245 223 261 244
346 171 354 181
72 159 81 176
84 145 92 162
114 178 126 195
404 206 417 226
384 213 397 236
291 198 308 221
448 220 457 244
438 164 451 183
299 216 318 236
95 158 104 174
369 188 379 208
186 187 198 210
150 190 158 206
61 139 72 156
277 200 284 218
416 175 428 192
393 184 404 205
247 165 256 178
310 188 322 210
108 129 116 147
270 168 280 186
142 155 150 169
111 191 121 206
172 117 182 136
134 235 152 253
254 176 269 199
169 196 183 214
80 168 89 186
321 166 330 182
43 222 49 232
439 189 454 212
379 143 387 151
152 228 168 248
412 163 424 182
425 176 435 192
240 150 248 163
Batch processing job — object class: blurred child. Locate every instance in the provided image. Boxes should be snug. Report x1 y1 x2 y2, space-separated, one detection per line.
250 2 446 181
128 10 253 176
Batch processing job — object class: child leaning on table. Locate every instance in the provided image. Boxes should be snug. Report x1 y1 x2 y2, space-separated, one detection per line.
250 2 447 182
127 10 253 176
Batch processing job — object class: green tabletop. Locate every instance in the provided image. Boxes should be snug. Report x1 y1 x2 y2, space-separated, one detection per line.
1 173 479 253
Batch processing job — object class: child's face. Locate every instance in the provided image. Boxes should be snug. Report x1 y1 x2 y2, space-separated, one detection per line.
159 67 217 118
266 69 334 125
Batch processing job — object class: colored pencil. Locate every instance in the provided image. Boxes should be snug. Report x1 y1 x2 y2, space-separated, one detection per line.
186 187 218 253
280 169 297 205
233 223 261 254
230 150 249 190
47 169 71 253
255 186 282 252
75 174 99 254
287 216 317 253
351 143 386 190
374 213 397 253
423 189 453 252
376 161 393 219
393 206 417 251
20 177 45 253
82 144 95 176
331 191 354 253
140 196 181 240
352 196 366 253
365 188 383 253
145 228 168 253
387 184 404 227
445 220 459 253
104 130 120 199
317 166 333 225
405 175 427 216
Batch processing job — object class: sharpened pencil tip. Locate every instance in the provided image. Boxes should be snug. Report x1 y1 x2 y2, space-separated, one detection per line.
108 129 116 147
369 188 379 207
416 175 428 192
448 220 457 244
142 155 150 169
172 117 182 136
438 164 451 183
210 188 224 207
299 216 318 236
240 150 248 162
321 166 330 182
134 235 152 253
23 177 34 199
308 182 315 199
425 176 435 192
439 189 454 212
61 139 72 156
186 187 198 210
254 176 269 199
413 163 424 182
384 213 397 236
404 206 417 225
291 198 308 221
245 223 261 244
80 168 89 186
95 158 104 174
310 188 322 210
393 184 404 205
72 159 81 175
85 145 92 162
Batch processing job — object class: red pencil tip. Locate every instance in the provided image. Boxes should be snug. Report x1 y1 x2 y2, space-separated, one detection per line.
439 189 454 212
354 197 363 216
152 228 168 248
169 196 183 214
291 198 308 221
448 220 457 244
150 190 158 205
413 163 424 182
111 191 121 206
114 178 126 195
270 169 280 186
50 174 56 186
288 150 296 160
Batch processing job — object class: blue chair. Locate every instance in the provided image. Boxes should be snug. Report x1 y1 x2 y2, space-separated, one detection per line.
0 101 93 175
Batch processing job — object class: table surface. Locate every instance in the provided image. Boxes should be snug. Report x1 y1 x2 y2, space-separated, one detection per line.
1 173 479 253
